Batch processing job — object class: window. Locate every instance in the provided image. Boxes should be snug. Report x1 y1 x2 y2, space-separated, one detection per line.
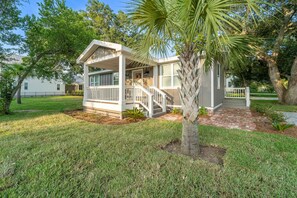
217 63 221 89
24 82 28 90
113 73 119 85
57 84 60 91
160 63 181 88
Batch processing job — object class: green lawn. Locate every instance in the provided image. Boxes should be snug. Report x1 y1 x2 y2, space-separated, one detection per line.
250 93 278 98
1 97 297 196
10 96 83 112
252 100 297 112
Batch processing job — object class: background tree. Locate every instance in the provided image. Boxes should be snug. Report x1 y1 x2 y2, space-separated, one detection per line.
129 0 261 157
0 0 96 114
251 1 297 104
83 0 142 47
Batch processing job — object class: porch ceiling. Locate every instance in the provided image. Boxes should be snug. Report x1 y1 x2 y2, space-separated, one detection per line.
87 57 134 71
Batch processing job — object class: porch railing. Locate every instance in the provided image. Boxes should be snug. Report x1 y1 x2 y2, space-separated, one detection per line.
225 88 246 98
225 87 250 107
86 86 119 101
125 85 154 117
149 86 167 112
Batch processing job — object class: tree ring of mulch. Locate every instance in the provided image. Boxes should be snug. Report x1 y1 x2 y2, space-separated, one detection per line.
161 139 226 166
64 110 146 125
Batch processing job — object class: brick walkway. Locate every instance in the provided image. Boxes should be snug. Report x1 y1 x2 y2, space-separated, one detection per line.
159 108 260 131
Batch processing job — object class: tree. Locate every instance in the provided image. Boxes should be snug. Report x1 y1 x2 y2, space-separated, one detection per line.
0 0 96 114
83 0 142 47
252 1 297 104
0 0 23 62
129 0 261 157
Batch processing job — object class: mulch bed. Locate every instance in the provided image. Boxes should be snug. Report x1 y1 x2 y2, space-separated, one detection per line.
252 111 297 139
64 110 145 125
161 139 226 166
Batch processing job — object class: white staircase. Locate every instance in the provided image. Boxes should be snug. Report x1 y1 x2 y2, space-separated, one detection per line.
125 85 167 118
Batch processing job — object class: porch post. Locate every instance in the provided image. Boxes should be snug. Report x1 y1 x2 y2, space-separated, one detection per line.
119 55 126 118
153 65 158 87
83 63 89 104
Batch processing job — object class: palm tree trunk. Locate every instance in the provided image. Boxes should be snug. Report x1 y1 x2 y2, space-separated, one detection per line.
178 47 204 158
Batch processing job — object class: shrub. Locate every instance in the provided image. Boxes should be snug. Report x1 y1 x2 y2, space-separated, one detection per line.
251 104 285 123
272 122 294 132
199 106 208 116
66 90 84 96
172 108 182 115
123 108 145 121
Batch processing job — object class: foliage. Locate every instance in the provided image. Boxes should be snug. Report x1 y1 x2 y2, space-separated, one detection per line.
66 90 84 96
123 107 145 120
0 0 23 62
83 0 142 47
171 108 182 115
272 122 294 132
250 81 275 93
251 103 285 123
199 106 208 116
0 67 16 114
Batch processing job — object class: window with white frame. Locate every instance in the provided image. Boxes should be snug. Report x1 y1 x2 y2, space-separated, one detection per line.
160 62 181 88
57 84 60 91
217 63 221 89
24 82 28 90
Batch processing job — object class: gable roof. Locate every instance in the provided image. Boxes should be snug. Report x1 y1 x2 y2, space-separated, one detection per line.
76 40 132 64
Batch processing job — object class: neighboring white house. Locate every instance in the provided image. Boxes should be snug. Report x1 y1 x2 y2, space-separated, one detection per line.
1 55 65 97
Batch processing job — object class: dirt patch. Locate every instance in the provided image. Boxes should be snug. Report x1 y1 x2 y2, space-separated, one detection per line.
161 139 226 166
252 111 297 138
64 110 145 125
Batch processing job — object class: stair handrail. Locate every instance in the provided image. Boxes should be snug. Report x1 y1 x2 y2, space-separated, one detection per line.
149 86 167 113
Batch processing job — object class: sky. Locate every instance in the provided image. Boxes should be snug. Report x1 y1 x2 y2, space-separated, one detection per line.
20 0 127 16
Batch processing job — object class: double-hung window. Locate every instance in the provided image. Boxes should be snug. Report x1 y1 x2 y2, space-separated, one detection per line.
160 62 181 88
24 82 28 90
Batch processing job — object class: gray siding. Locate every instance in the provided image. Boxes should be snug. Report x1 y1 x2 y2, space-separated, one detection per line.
162 70 212 108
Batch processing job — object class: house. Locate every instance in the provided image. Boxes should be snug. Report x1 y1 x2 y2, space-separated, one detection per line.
77 40 250 119
1 55 65 97
65 75 84 94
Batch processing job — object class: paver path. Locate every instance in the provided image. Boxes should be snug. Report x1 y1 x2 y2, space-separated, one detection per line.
159 108 262 131
283 112 297 126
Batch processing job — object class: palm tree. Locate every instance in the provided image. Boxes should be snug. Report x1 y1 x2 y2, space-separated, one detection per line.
129 0 261 157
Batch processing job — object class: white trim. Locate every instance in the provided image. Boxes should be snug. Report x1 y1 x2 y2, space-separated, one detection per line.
207 103 223 111
217 63 221 90
153 66 158 86
132 69 144 86
167 105 182 108
159 63 181 89
86 99 119 104
210 63 214 108
88 70 113 75
119 55 126 115
126 65 152 71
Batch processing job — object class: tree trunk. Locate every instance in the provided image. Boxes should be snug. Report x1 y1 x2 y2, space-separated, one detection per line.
267 59 287 103
3 98 12 114
178 46 204 158
264 8 295 103
285 56 297 105
17 87 22 104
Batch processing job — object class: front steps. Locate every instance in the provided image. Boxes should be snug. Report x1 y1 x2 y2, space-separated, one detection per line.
222 98 247 109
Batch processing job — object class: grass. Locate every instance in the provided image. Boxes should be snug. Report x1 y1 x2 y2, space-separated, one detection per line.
10 96 83 112
1 97 297 196
252 100 297 112
250 93 278 98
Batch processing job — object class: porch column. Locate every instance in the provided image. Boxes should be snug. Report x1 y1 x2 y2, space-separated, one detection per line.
153 65 158 87
83 63 89 103
119 55 126 117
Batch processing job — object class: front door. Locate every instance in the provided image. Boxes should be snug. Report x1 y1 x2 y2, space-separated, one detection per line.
132 69 143 86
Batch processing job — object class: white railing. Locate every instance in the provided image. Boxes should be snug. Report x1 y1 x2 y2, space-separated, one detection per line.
225 88 246 98
225 87 251 107
87 86 119 102
125 85 154 117
149 86 167 113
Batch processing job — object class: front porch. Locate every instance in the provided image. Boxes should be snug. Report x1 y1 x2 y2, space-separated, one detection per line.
78 41 167 118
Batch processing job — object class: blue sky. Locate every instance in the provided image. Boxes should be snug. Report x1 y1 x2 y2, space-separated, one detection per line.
20 0 127 16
